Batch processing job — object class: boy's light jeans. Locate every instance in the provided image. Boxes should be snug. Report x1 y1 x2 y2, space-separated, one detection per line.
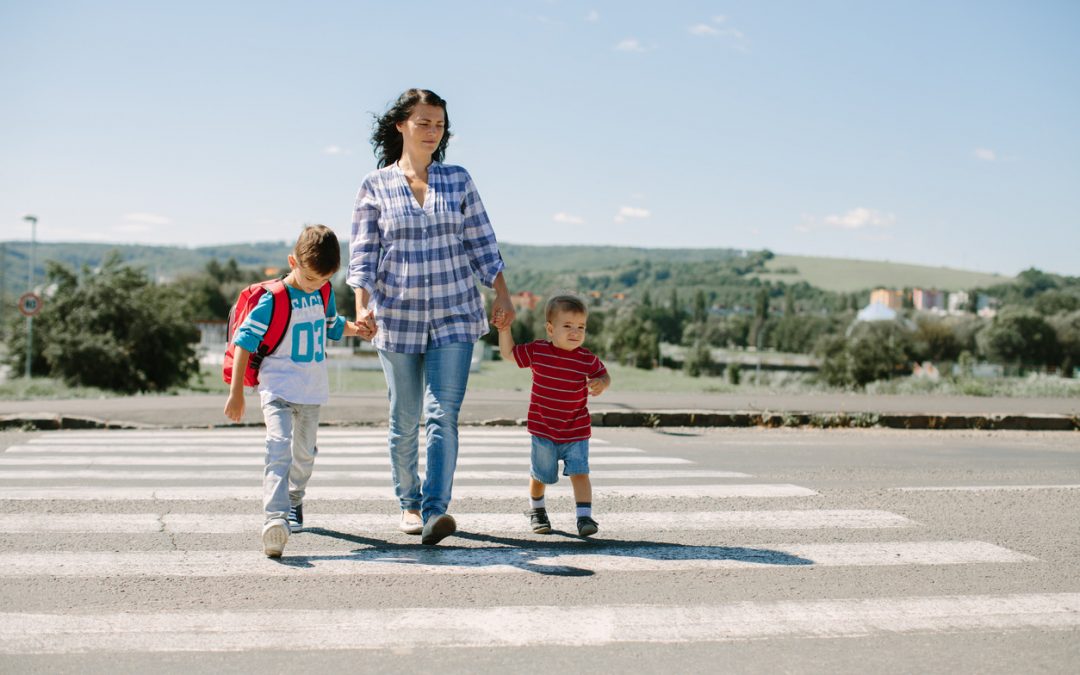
261 397 320 524
377 342 473 523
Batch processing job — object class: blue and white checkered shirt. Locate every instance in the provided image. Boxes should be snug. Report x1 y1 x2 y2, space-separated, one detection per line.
347 162 506 354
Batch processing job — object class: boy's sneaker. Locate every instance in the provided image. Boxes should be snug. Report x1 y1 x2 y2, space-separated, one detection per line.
576 516 599 537
287 503 304 533
262 519 289 558
526 507 552 534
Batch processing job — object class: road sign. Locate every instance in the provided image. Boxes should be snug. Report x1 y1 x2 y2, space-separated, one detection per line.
18 292 42 317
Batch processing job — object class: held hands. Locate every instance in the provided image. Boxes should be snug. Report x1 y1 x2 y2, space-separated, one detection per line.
355 307 378 341
587 374 610 397
491 295 515 331
343 320 366 339
492 308 512 332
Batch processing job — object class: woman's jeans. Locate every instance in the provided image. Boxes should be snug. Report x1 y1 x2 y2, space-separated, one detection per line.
377 342 474 523
261 397 320 524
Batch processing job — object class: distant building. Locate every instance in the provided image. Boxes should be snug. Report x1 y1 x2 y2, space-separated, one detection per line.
510 291 542 311
912 288 945 312
856 302 898 323
947 291 970 315
976 294 999 318
869 289 904 311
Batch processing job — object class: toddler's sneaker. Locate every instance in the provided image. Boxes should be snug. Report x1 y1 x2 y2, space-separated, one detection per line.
287 503 304 533
526 507 552 534
576 516 599 537
262 518 289 558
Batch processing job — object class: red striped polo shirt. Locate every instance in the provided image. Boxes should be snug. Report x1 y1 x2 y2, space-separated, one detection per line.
512 340 608 442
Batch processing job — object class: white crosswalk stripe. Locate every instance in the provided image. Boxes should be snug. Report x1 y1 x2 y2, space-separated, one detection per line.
4 593 1078 653
0 541 1035 577
0 427 1059 659
1 509 916 533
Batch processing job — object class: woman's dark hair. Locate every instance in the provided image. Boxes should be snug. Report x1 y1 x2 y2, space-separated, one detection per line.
371 89 451 168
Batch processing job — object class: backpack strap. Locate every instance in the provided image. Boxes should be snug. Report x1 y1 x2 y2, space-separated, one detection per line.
319 282 333 317
261 279 293 357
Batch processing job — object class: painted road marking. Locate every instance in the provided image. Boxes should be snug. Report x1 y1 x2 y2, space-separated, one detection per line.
0 510 913 534
0 484 817 500
0 446 644 460
0 469 746 481
5 444 643 455
1 593 1075 653
894 484 1080 492
0 541 1035 578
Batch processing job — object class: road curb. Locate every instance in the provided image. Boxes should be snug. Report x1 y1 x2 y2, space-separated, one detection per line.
0 413 154 431
589 410 1079 431
1 411 1077 431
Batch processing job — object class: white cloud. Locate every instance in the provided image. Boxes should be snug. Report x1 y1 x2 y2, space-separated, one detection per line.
123 212 172 226
690 16 748 50
585 10 599 22
614 206 650 223
823 207 896 230
323 145 351 156
974 147 996 161
553 212 585 225
795 209 897 233
614 38 645 52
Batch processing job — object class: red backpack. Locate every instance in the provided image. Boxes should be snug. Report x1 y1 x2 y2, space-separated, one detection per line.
223 279 333 386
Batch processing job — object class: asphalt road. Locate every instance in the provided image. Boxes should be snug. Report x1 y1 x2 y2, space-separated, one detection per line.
1 427 1078 673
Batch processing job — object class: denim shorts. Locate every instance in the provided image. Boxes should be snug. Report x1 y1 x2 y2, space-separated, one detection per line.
530 435 590 484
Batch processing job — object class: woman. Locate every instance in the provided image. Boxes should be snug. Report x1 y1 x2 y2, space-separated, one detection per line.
347 89 515 545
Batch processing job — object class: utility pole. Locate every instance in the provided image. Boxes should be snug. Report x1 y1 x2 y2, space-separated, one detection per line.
0 242 6 340
23 215 37 379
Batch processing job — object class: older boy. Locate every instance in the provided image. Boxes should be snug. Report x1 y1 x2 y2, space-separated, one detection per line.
225 225 360 557
497 294 611 536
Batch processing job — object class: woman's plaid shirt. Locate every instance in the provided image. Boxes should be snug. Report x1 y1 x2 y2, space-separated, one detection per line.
347 162 505 354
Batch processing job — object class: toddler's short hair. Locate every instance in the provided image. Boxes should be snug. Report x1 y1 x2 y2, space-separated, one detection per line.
545 294 588 321
294 225 341 277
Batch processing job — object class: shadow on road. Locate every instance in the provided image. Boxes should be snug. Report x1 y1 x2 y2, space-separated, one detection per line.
276 527 812 577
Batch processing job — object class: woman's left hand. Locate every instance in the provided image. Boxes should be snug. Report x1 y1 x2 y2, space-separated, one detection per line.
491 294 516 330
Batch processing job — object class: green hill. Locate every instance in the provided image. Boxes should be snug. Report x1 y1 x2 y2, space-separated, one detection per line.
753 254 1012 293
1 240 1013 299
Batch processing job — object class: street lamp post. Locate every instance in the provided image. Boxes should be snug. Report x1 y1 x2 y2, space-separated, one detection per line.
23 215 37 379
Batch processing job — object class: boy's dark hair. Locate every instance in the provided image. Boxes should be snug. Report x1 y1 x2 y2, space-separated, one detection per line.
545 294 588 321
294 225 341 277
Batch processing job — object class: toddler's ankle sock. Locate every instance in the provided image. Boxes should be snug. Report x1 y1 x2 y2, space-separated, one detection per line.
576 502 592 518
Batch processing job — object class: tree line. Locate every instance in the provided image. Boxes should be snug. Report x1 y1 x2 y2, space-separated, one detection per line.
5 255 1079 393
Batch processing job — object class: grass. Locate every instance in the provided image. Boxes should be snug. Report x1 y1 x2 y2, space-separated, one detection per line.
754 254 1012 293
185 359 744 396
0 376 118 400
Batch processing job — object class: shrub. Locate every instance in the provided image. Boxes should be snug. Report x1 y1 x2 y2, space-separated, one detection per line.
4 255 200 393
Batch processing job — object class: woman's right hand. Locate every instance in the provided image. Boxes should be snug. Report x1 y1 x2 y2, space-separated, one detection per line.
354 288 378 340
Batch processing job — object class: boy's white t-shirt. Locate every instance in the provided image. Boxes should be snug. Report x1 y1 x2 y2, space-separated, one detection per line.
232 284 346 406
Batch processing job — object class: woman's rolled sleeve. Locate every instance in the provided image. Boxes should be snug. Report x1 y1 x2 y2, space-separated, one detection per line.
347 179 381 294
460 174 505 288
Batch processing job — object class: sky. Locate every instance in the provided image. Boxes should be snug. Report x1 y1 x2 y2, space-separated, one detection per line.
2 1 1079 276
